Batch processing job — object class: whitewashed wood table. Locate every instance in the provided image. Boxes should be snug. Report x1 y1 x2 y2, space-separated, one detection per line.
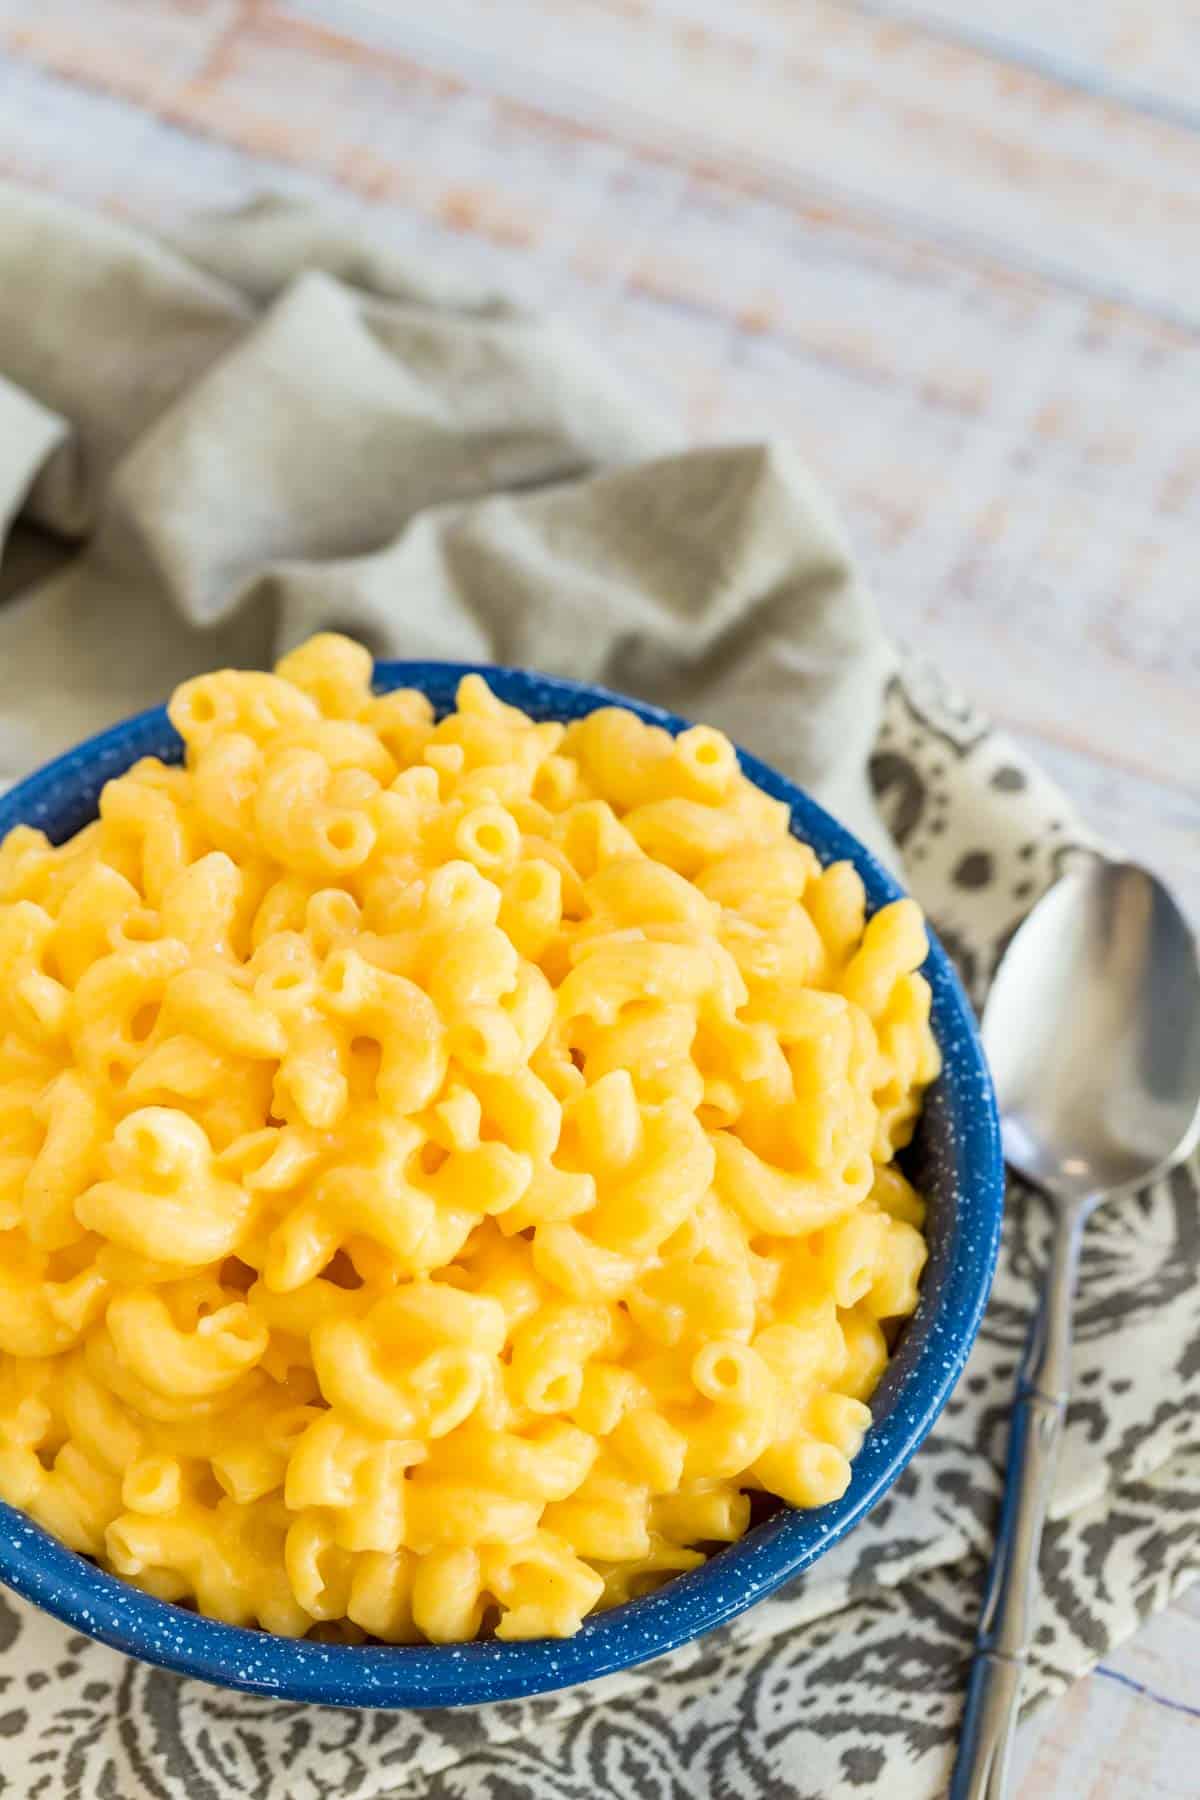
0 1 1196 1792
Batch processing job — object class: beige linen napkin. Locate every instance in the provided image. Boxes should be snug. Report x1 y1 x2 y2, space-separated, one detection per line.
0 184 1195 1800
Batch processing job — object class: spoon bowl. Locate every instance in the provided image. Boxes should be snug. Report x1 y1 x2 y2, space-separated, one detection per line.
981 859 1200 1202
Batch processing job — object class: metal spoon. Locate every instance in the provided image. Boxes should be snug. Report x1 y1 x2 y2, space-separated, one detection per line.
949 859 1200 1800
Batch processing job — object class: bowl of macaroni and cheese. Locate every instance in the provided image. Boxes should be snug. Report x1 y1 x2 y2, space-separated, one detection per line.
0 638 1002 1707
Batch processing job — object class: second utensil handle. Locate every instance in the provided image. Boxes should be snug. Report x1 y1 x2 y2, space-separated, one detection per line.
948 1199 1089 1800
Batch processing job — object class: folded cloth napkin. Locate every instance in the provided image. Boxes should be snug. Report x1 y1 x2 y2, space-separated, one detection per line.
0 185 1195 1800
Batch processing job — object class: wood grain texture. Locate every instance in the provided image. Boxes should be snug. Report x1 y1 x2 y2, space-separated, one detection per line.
1014 1583 1200 1798
857 1 1200 124
0 3 1196 1789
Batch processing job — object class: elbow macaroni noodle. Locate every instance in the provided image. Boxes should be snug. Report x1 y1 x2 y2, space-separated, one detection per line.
0 636 940 1642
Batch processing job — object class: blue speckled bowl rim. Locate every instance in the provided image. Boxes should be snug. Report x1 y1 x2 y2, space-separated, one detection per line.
0 662 1003 1709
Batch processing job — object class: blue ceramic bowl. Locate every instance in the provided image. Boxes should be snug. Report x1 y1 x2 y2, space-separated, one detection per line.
0 663 1003 1708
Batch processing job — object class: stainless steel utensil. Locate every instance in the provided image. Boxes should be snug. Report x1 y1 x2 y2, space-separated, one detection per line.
949 859 1200 1800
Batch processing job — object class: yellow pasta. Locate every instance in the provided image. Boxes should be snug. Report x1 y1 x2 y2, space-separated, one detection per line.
0 634 939 1642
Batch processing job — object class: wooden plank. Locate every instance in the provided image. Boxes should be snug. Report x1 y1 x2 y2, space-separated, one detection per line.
850 0 1200 123
1014 1582 1200 1797
5 0 1200 322
276 0 1200 321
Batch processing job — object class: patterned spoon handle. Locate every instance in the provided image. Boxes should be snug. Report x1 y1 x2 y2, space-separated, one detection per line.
948 1194 1094 1800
